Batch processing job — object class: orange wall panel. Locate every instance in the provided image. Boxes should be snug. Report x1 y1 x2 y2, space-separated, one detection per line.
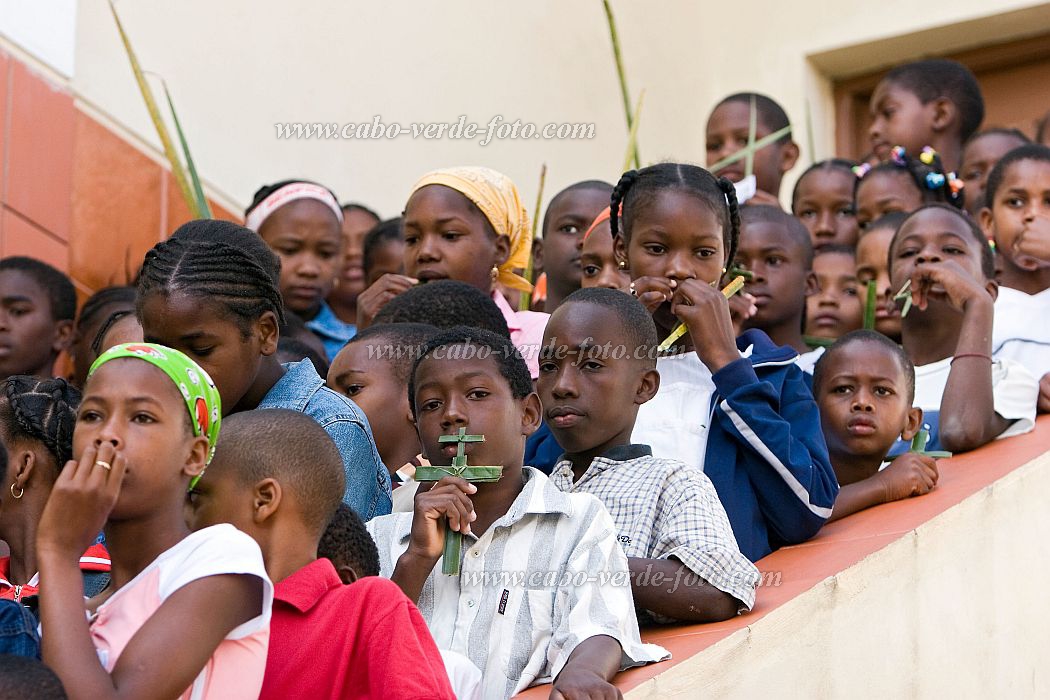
1 206 68 269
0 51 10 211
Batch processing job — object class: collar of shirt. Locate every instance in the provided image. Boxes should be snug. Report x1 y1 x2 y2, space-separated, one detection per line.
304 301 357 343
395 467 575 544
553 444 653 484
490 290 523 334
274 558 342 613
258 358 324 412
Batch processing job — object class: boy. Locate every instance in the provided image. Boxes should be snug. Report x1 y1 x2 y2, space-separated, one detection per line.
868 59 984 173
538 288 759 623
813 331 940 522
372 280 511 337
188 409 456 700
890 204 1038 453
960 128 1030 217
367 328 669 700
736 206 817 359
706 92 800 206
0 257 76 381
805 245 863 344
534 181 613 311
318 502 380 584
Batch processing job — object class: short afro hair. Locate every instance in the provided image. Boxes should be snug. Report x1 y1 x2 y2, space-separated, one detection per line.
740 204 815 268
408 326 532 417
341 202 381 221
0 655 67 700
983 143 1050 211
318 501 380 579
207 409 345 534
346 323 439 385
862 211 909 239
813 329 916 403
0 257 76 322
373 280 510 338
883 59 985 142
715 92 793 143
555 287 658 369
891 203 995 280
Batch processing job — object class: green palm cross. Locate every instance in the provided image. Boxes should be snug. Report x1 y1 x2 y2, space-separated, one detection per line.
415 428 503 575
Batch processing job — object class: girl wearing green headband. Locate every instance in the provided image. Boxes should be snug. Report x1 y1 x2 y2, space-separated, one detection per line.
35 342 273 700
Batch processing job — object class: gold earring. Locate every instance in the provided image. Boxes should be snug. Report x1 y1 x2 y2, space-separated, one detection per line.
491 265 499 282
618 260 627 269
10 483 23 499
722 267 728 275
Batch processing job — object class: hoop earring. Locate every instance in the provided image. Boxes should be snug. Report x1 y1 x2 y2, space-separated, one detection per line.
10 482 23 499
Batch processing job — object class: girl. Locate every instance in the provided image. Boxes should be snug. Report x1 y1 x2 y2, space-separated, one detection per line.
610 163 837 561
357 166 548 377
855 211 909 342
791 159 860 248
581 206 631 291
1 377 109 603
854 146 962 230
136 219 391 519
36 343 272 699
245 180 355 362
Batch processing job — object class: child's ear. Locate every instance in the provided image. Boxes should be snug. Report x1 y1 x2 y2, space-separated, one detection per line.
184 435 211 479
778 140 801 175
635 368 660 406
252 478 282 523
11 448 37 491
494 234 512 269
985 277 999 302
532 238 544 271
520 392 543 437
930 97 956 134
901 406 924 441
613 233 629 270
335 564 360 584
52 319 75 353
258 311 280 357
978 207 996 242
804 270 819 297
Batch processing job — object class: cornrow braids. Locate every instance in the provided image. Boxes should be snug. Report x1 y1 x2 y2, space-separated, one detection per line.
0 376 81 474
137 220 286 336
610 163 740 270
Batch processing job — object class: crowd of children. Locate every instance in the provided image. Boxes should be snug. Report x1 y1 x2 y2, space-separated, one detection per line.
0 56 1048 699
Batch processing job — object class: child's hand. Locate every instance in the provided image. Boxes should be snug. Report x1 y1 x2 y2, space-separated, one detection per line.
909 260 991 314
670 279 740 372
407 476 477 563
629 276 674 314
875 452 939 503
1012 217 1050 268
727 291 757 336
356 273 418 330
37 443 127 559
550 670 623 700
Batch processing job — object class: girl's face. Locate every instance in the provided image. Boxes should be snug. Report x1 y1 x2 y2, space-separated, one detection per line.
75 359 207 521
888 208 987 301
855 171 924 231
856 226 901 340
581 223 630 291
258 200 344 316
140 292 276 416
961 133 1029 217
615 190 726 330
980 159 1050 270
793 169 859 248
805 251 862 340
868 80 935 162
403 185 509 293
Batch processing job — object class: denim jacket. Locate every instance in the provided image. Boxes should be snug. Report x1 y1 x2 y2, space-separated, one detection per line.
305 301 357 362
259 359 391 519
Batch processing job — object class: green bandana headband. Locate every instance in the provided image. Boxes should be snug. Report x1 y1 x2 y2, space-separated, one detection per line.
88 343 222 481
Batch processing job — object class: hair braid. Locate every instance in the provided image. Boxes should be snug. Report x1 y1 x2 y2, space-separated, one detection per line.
716 177 741 269
1 376 81 474
609 170 639 238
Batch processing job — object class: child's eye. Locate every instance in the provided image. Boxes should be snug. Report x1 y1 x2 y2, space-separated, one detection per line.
696 248 718 258
766 256 784 266
404 235 419 246
580 360 603 371
831 385 853 395
191 347 214 358
897 247 918 259
873 386 894 397
538 361 558 374
419 399 442 412
466 389 490 401
442 230 462 241
1005 197 1024 208
706 139 722 151
559 225 580 235
276 246 300 256
78 410 102 422
132 412 157 424
943 246 966 255
343 384 364 397
837 207 856 218
318 249 339 260
8 306 30 317
581 265 600 277
843 286 859 296
642 244 666 255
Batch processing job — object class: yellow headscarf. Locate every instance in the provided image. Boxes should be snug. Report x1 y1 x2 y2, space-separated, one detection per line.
409 166 533 292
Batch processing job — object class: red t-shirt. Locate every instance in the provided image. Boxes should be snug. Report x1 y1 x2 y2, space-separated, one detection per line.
0 542 110 601
260 558 455 700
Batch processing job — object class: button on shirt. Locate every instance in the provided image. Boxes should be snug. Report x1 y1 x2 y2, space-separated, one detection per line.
550 445 760 620
259 359 391 519
367 467 669 700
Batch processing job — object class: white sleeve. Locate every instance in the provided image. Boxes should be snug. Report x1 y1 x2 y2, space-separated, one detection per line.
991 359 1039 439
158 524 273 639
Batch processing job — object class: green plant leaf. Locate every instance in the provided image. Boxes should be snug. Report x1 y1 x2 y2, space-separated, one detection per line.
160 80 211 219
520 163 547 311
863 279 877 330
622 89 645 174
708 125 793 173
745 95 758 179
602 0 640 169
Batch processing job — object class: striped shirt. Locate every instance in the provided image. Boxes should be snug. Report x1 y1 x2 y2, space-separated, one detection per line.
367 467 669 700
550 445 760 622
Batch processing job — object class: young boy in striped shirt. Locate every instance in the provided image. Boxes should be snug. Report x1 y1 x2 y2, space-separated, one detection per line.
367 327 669 700
538 288 760 624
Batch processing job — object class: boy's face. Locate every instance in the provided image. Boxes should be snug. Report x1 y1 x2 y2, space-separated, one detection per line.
540 188 611 294
365 240 407 287
794 169 859 248
412 348 540 471
186 461 257 537
735 221 814 331
817 341 919 461
889 208 990 307
961 133 1029 217
0 270 72 379
868 80 936 161
258 200 345 317
855 227 901 340
706 101 796 196
980 159 1050 271
328 340 414 468
537 302 657 457
581 223 630 291
855 171 924 231
806 252 862 341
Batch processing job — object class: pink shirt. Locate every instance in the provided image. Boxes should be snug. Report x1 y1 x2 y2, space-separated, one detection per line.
89 524 273 700
491 291 549 379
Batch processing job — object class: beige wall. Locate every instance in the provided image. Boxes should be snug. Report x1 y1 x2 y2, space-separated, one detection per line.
64 0 1050 217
